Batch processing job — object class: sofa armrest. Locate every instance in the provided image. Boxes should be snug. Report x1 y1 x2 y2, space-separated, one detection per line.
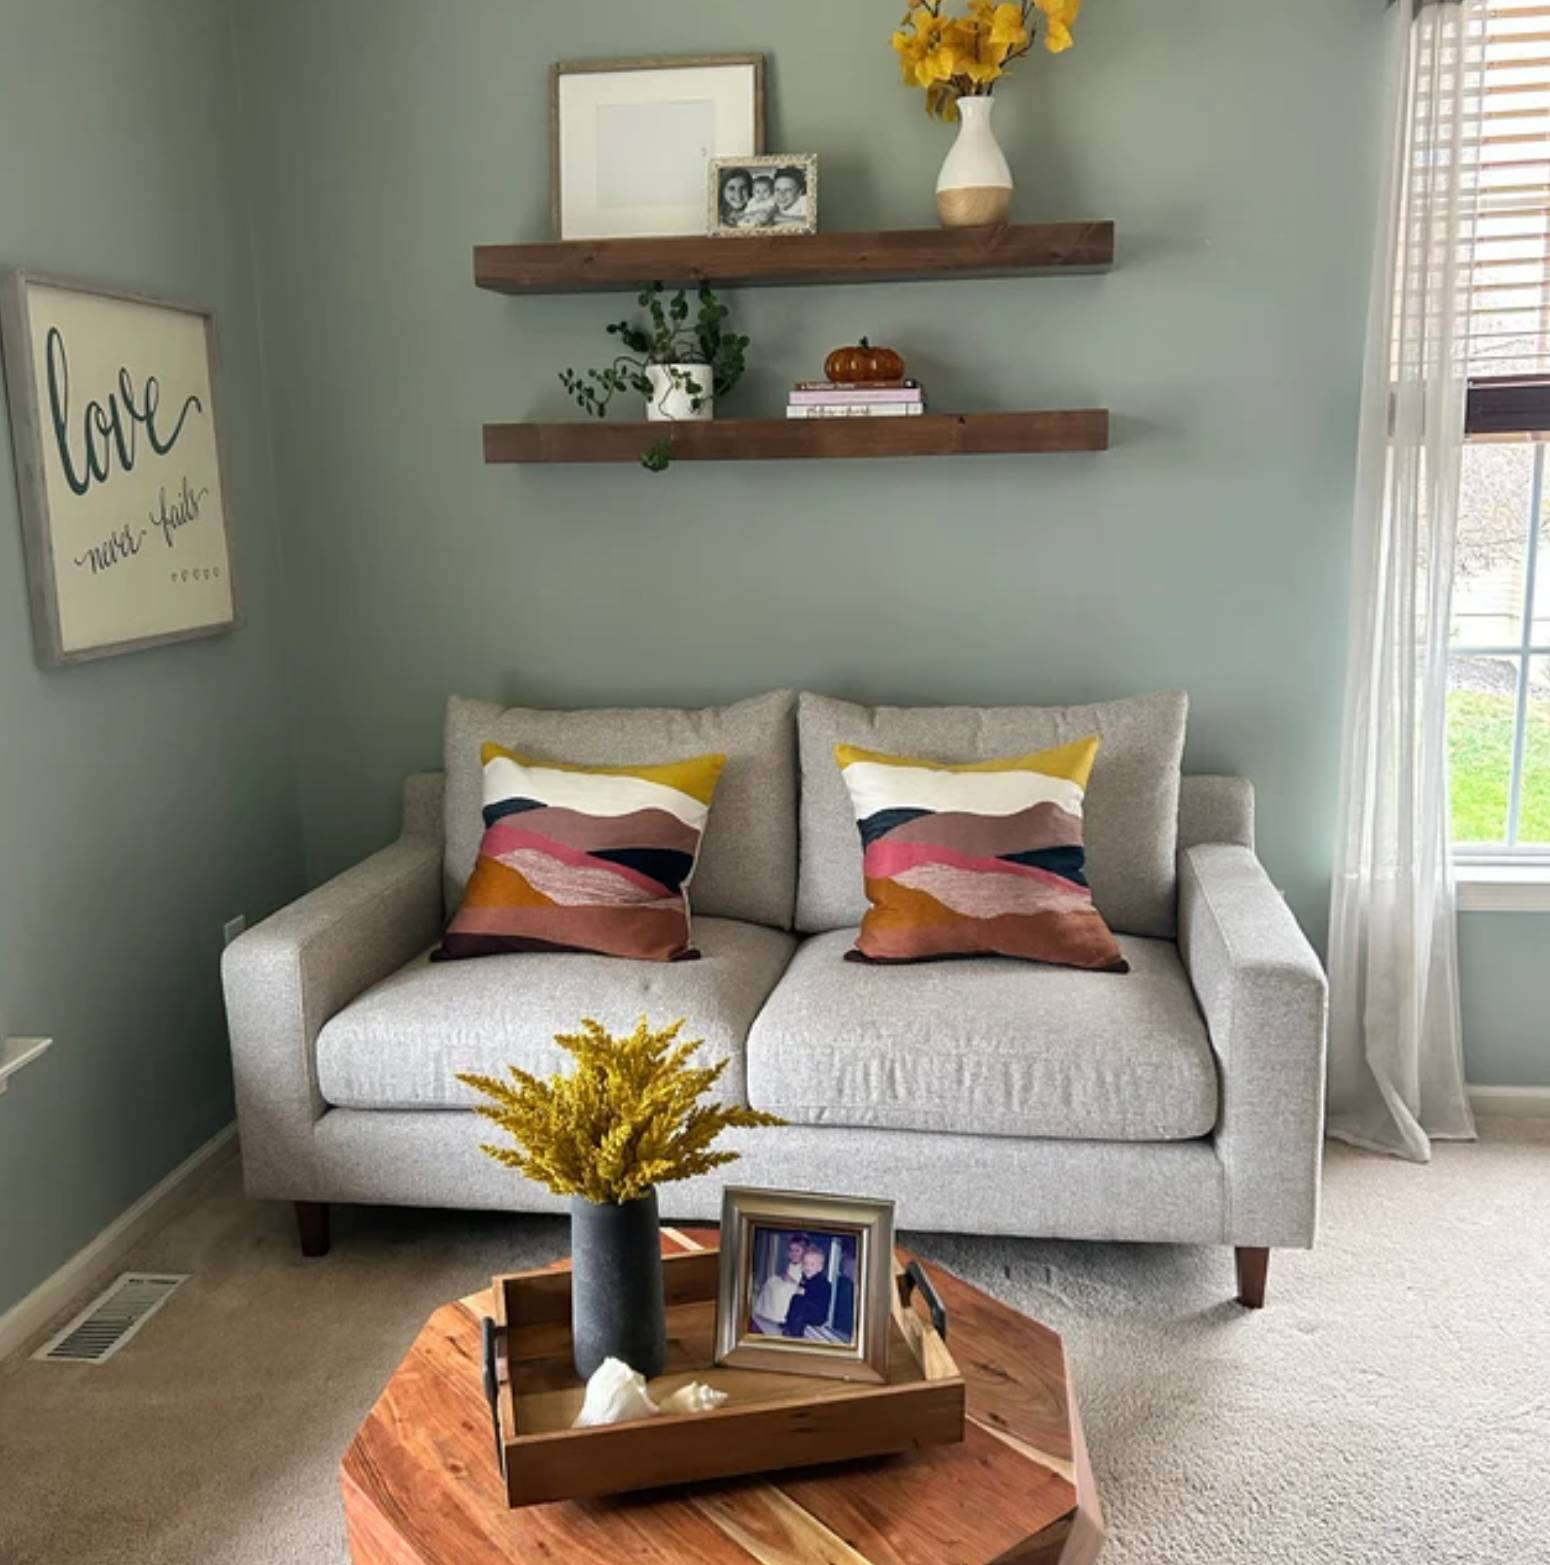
221 834 443 1199
1177 844 1329 1248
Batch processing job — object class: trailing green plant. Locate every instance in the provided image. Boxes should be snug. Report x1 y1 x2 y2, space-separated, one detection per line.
558 282 750 471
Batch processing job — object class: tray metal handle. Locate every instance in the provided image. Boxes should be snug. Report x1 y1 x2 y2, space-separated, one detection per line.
481 1316 508 1478
900 1259 948 1342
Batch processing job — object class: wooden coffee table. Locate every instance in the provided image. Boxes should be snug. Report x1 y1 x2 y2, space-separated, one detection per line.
342 1226 1104 1564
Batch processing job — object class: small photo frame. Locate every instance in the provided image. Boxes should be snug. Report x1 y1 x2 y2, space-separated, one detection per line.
551 54 765 240
715 1186 895 1383
709 155 819 237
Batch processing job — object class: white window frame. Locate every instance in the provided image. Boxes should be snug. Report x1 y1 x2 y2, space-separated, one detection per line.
1453 430 1550 907
1452 3 1550 907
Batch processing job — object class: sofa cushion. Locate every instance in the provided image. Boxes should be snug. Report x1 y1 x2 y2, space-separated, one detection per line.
436 743 726 963
797 691 1188 940
445 690 797 930
745 929 1218 1142
316 916 797 1111
834 737 1128 971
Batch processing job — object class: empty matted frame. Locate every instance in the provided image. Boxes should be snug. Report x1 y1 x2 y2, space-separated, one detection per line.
0 270 241 667
715 1186 896 1384
549 54 767 240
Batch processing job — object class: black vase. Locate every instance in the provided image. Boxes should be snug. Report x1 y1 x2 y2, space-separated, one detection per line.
569 1188 667 1381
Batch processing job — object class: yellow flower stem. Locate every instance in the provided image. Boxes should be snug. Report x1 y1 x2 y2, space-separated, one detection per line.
997 3 1036 70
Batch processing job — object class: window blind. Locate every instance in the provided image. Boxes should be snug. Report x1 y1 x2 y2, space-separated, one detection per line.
1471 3 1550 376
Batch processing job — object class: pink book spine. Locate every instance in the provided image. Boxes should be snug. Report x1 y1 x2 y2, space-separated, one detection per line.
788 386 924 406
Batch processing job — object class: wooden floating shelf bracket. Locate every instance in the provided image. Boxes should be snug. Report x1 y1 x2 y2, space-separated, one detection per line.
484 410 1109 465
475 221 1114 294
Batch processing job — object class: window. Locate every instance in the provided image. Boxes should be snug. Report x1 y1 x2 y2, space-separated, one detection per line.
1449 4 1550 874
1449 432 1549 861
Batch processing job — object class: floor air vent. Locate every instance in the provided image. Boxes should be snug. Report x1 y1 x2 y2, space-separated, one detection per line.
33 1273 188 1364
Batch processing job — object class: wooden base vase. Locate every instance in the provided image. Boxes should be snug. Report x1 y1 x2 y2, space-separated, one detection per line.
936 97 1013 228
568 1189 667 1379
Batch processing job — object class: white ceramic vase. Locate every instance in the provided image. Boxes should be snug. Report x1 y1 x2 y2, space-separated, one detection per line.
645 364 714 422
936 95 1013 228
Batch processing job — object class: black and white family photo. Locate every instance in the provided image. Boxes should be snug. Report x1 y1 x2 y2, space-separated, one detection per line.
745 1225 858 1344
709 155 818 236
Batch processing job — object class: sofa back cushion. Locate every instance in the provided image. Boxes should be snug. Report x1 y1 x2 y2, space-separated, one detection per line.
797 691 1188 939
445 689 798 929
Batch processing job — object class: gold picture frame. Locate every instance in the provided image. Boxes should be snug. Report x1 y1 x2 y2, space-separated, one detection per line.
708 154 819 238
714 1186 895 1384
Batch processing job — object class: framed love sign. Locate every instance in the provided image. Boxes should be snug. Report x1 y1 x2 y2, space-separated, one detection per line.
0 272 239 666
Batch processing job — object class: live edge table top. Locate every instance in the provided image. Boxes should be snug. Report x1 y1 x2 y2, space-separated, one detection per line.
340 1226 1105 1565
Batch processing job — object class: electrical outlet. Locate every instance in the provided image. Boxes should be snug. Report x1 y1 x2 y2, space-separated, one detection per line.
223 915 247 946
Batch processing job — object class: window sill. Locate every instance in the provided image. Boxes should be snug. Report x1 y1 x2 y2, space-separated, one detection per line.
1455 866 1550 913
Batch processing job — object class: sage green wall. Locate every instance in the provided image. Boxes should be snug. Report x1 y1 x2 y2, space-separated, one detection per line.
1459 916 1550 1087
234 0 1385 950
231 0 1543 1087
0 2 1535 1325
0 0 305 1319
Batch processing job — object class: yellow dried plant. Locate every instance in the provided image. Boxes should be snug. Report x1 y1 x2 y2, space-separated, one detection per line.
457 1016 783 1206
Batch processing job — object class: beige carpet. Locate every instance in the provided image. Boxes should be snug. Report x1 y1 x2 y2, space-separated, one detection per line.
1 1120 1547 1564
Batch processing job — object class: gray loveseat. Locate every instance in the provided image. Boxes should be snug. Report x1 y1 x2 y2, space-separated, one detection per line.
222 689 1327 1306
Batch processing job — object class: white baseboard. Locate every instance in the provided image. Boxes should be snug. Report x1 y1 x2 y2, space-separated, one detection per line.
0 1122 238 1363
1469 1085 1550 1119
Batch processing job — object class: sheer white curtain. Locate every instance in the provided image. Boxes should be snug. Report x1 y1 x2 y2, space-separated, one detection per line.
1327 0 1485 1161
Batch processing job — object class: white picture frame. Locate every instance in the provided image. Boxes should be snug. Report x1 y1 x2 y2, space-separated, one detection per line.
0 271 239 667
709 154 820 237
551 54 766 240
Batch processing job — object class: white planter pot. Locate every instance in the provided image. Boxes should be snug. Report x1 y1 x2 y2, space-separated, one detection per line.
645 364 714 422
936 96 1013 228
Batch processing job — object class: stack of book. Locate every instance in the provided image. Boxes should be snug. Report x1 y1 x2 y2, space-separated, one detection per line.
786 379 926 419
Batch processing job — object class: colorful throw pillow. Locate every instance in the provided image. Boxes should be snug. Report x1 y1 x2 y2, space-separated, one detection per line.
435 744 727 963
834 739 1129 972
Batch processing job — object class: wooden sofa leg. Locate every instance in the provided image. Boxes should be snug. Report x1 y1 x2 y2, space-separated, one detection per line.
295 1201 331 1258
1235 1246 1269 1309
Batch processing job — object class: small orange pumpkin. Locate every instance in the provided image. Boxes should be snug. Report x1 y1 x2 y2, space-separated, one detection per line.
824 337 906 384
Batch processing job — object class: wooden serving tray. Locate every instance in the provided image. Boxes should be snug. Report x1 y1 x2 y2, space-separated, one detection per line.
482 1246 965 1508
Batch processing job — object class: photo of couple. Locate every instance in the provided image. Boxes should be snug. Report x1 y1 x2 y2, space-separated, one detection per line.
746 1225 858 1345
710 156 818 236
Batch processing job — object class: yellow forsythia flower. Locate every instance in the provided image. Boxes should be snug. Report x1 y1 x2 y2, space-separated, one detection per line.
894 0 1067 116
457 1017 783 1205
990 2 1031 49
1035 0 1082 54
945 17 1008 83
898 11 963 88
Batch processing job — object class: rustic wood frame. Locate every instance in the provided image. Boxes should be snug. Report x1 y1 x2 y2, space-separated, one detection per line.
714 1186 895 1384
0 269 241 667
549 53 767 240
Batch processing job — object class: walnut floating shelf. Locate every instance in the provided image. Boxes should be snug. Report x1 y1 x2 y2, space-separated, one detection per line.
484 411 1109 464
474 222 1113 294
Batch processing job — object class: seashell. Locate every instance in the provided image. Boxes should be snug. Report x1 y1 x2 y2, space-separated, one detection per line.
572 1357 661 1427
571 1358 732 1427
658 1381 729 1416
